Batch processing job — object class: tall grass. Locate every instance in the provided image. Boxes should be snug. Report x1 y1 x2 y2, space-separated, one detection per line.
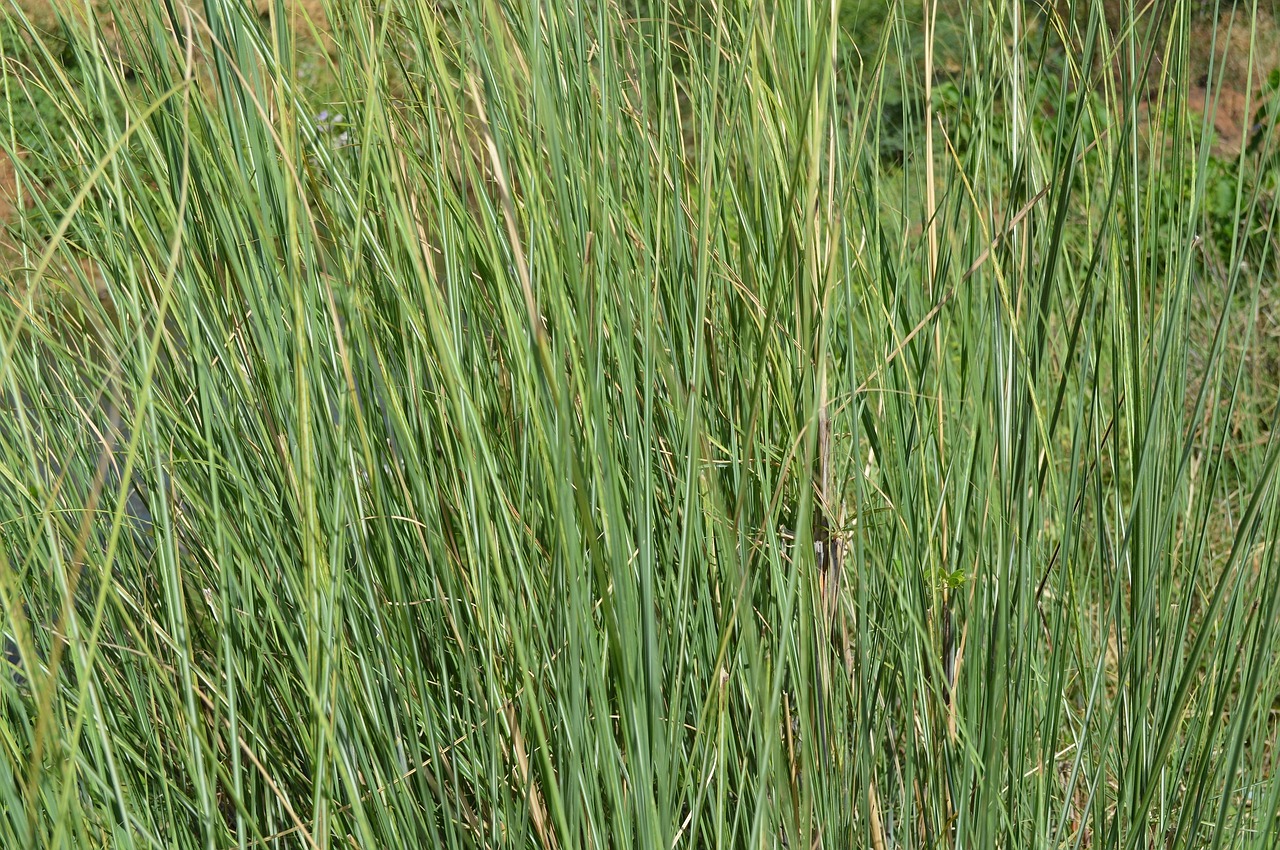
2 0 1280 846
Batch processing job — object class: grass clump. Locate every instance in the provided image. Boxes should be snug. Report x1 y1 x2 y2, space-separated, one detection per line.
3 0 1280 847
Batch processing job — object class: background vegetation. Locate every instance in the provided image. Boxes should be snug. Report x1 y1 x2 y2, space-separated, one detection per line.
3 0 1280 847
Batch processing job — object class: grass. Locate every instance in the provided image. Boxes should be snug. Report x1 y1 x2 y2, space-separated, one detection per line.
2 0 1280 847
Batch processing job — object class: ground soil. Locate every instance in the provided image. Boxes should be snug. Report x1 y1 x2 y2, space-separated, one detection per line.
1187 11 1280 155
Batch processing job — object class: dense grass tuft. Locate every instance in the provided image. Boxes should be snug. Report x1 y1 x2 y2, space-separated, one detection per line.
3 0 1280 847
